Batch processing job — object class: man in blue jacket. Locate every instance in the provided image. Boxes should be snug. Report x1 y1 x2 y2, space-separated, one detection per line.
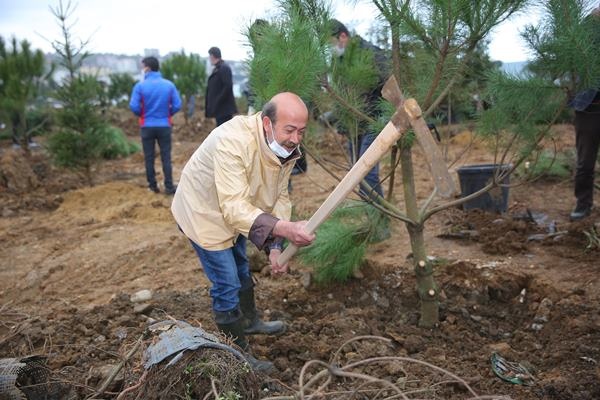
130 56 182 195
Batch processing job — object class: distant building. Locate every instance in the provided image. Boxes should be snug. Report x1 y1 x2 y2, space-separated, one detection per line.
500 61 528 76
43 50 249 98
144 48 160 58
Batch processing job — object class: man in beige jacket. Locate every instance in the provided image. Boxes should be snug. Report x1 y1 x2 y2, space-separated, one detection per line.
172 92 315 372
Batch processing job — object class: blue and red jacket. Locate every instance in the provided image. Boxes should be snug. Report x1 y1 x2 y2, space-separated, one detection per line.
129 71 182 127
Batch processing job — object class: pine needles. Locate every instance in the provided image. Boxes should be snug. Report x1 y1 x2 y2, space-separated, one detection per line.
522 0 600 93
299 201 388 283
516 149 574 180
246 2 330 108
476 71 566 165
47 124 139 169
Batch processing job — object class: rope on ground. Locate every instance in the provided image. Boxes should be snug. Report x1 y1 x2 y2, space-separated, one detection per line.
262 335 511 400
115 370 147 400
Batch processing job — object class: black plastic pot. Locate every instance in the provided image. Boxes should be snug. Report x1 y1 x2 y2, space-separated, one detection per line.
456 164 511 213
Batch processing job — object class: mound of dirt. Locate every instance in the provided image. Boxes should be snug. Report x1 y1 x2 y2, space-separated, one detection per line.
542 216 600 261
439 209 542 255
0 148 90 215
4 257 598 399
439 207 600 262
0 149 40 193
130 350 260 400
54 181 173 224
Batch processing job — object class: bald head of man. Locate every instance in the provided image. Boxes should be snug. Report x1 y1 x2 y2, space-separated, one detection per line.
262 92 308 156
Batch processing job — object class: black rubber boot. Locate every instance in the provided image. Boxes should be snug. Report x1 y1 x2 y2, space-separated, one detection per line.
239 287 285 335
214 308 248 349
214 308 275 374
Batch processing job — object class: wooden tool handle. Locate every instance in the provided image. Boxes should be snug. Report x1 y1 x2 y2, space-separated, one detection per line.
404 99 455 198
277 120 404 266
278 243 298 266
382 76 455 199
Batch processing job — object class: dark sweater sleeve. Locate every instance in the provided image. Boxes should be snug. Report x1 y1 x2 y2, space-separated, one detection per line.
248 212 279 250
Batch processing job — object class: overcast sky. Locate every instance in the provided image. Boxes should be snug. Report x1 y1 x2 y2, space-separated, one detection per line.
0 0 537 63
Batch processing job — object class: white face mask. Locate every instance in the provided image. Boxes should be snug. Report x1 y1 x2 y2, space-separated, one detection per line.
267 119 295 158
333 44 345 57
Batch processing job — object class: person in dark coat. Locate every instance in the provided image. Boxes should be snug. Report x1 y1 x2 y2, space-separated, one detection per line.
205 47 237 126
329 19 388 200
569 8 600 221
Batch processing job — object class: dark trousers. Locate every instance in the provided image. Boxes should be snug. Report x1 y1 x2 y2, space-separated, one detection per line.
216 114 233 127
141 127 173 190
574 105 600 209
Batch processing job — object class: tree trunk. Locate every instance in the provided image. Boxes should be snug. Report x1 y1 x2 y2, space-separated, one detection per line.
182 96 189 126
386 25 402 202
387 145 398 202
85 161 95 187
390 24 402 87
399 143 439 328
16 111 30 156
447 91 452 125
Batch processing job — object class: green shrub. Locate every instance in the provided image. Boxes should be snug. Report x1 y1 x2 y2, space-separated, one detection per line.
97 125 140 159
47 124 138 168
26 107 54 137
107 72 135 107
0 126 10 141
48 127 103 169
517 149 574 179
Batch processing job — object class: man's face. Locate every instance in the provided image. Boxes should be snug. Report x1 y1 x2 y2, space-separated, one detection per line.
268 110 308 152
331 32 349 53
209 55 218 65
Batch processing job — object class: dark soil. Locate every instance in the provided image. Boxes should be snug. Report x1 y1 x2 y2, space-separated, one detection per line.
1 117 599 399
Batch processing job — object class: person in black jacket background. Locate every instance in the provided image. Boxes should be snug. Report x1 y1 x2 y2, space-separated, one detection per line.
205 47 238 126
330 19 388 200
568 8 600 221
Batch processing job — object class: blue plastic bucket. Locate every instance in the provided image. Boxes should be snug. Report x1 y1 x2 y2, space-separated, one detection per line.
456 164 511 213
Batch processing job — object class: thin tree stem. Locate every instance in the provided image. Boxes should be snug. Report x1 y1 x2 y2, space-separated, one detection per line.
386 145 399 202
400 143 438 327
322 80 375 125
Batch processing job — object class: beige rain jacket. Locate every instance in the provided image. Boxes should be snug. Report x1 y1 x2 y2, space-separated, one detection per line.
171 113 298 250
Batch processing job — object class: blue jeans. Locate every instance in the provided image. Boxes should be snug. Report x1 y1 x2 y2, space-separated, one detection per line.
141 127 173 190
349 133 383 200
190 235 253 313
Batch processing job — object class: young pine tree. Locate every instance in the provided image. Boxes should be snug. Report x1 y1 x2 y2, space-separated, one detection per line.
0 37 46 152
46 0 137 182
161 51 206 125
249 0 558 328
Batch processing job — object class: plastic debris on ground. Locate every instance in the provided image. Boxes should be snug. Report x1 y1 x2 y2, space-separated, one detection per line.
143 320 246 369
490 352 535 386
